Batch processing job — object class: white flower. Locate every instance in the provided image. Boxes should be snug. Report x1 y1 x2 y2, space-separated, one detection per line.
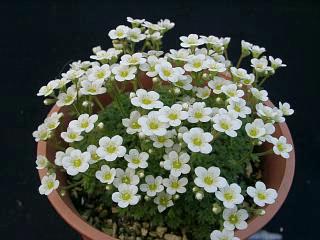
251 87 268 102
212 109 242 137
188 102 212 123
96 135 126 161
279 102 294 116
256 103 276 119
230 67 250 81
61 127 83 143
184 54 206 72
250 57 269 74
126 28 146 42
113 168 140 187
69 114 98 133
163 151 191 177
154 192 174 213
163 175 188 195
139 55 161 77
227 99 251 118
180 34 204 48
62 149 90 176
39 173 59 195
86 145 102 164
245 119 266 139
205 58 226 73
155 61 184 82
36 155 48 169
208 76 231 94
270 136 293 158
241 73 255 85
142 21 165 31
127 17 145 25
56 86 77 107
62 69 84 80
215 183 244 208
90 48 122 61
87 64 111 81
138 111 169 136
80 79 106 95
194 166 227 193
111 64 137 81
54 147 74 166
269 56 286 69
167 49 191 62
158 104 188 127
112 184 140 208
150 130 175 148
173 74 193 90
95 165 116 184
120 53 146 66
37 80 59 96
145 50 164 57
221 84 244 101
140 175 164 197
210 229 240 240
157 19 175 30
223 207 249 230
251 45 266 58
247 181 278 207
122 111 142 134
108 25 129 39
183 127 213 154
33 124 51 142
195 86 211 100
146 31 162 41
125 149 149 169
131 89 163 109
241 40 253 55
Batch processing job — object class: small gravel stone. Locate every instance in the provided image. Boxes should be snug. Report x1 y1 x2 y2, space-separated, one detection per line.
164 233 182 240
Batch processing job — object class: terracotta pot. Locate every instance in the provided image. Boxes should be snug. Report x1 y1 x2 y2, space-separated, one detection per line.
37 76 295 240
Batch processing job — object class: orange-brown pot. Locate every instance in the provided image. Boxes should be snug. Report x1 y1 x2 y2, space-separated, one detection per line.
37 76 295 240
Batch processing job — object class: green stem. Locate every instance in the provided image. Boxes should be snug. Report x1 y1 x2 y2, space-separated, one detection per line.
112 82 125 116
257 76 268 87
255 148 273 157
224 49 229 60
62 179 84 190
236 54 244 68
72 103 80 116
94 96 104 111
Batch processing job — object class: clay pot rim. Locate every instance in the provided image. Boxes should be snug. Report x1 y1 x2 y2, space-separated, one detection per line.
37 100 295 240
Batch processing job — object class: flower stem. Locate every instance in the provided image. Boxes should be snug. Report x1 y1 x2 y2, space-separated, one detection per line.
255 148 273 157
236 54 244 68
94 96 104 111
112 82 125 116
62 179 84 190
257 76 268 87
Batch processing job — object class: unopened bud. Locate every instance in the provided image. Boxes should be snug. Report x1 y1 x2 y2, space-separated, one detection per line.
43 98 56 105
137 170 145 178
195 191 204 200
97 122 104 129
60 189 66 197
182 103 189 110
192 187 199 192
159 161 164 168
105 185 112 190
148 149 153 154
152 77 160 83
138 132 145 139
212 203 222 214
202 73 208 79
178 133 183 140
82 101 89 107
144 195 151 201
215 97 222 104
129 92 136 99
174 88 181 94
173 194 180 200
255 209 266 216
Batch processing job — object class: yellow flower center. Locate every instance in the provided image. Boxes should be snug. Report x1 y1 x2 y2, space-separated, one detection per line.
68 132 77 139
91 153 100 161
224 192 234 201
249 128 258 137
160 197 168 205
132 158 141 164
168 113 178 120
163 69 171 77
47 181 54 189
106 145 117 154
171 181 180 189
220 121 230 130
257 192 267 200
131 121 141 129
204 176 214 185
122 176 131 184
172 160 182 169
193 137 202 146
149 183 157 191
104 172 112 181
142 98 152 105
194 111 203 119
81 121 89 129
149 121 159 130
96 71 105 79
121 192 132 201
229 214 239 224
120 70 129 78
73 159 82 168
193 61 202 68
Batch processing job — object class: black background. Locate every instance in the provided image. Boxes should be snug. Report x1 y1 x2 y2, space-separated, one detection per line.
1 0 319 239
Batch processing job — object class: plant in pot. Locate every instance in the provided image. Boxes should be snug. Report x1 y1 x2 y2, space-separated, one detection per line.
34 17 295 240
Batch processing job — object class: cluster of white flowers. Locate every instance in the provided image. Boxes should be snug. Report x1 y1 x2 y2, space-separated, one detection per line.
35 18 294 240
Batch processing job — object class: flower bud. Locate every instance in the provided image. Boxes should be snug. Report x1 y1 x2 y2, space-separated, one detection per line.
178 133 183 140
182 103 189 110
255 209 266 216
215 97 222 104
43 98 56 105
97 122 104 129
202 73 208 80
144 195 151 201
148 149 153 154
137 170 145 178
173 194 180 200
138 132 145 139
195 191 204 200
60 189 66 197
129 92 136 99
82 101 89 107
105 185 112 191
152 77 159 83
174 88 181 94
159 161 164 168
211 203 222 214
192 186 199 192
